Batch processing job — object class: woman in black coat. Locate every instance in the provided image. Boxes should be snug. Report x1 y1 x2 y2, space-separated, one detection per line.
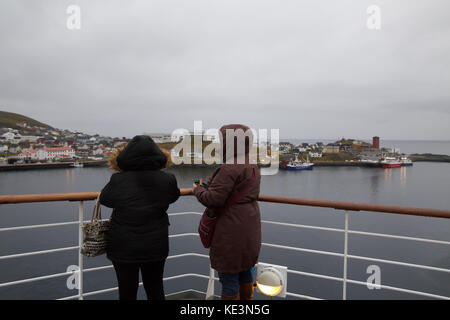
100 135 180 300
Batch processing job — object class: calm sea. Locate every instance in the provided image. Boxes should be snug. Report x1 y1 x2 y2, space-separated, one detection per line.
1 141 450 300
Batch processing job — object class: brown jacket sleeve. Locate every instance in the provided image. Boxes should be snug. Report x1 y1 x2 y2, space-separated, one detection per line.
193 165 237 209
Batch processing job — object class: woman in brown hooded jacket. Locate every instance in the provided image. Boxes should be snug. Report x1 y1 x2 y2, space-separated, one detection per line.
193 124 261 300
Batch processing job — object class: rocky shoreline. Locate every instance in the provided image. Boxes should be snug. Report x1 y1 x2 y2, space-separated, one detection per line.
408 153 450 162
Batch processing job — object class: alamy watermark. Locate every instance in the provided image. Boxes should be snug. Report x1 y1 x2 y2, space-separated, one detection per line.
366 264 381 289
66 265 80 290
366 5 381 30
170 121 279 175
66 5 81 30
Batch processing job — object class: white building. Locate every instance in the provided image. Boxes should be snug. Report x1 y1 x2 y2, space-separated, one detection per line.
1 132 41 143
145 133 173 144
18 150 38 160
295 146 308 152
2 132 18 142
309 152 323 158
93 148 105 156
36 147 75 160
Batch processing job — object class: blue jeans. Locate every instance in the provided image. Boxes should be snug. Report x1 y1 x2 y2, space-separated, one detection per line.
218 268 254 296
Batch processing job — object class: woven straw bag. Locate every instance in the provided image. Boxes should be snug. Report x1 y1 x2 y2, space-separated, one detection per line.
80 195 110 257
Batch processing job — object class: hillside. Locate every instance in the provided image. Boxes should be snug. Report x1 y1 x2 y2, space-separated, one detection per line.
0 111 53 129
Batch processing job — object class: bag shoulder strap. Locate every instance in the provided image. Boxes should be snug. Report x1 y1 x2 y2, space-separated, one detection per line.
90 195 102 222
224 165 257 210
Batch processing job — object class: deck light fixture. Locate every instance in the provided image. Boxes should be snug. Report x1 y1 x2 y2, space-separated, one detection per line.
256 263 287 298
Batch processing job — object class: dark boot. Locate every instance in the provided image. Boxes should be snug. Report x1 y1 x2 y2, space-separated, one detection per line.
239 282 255 300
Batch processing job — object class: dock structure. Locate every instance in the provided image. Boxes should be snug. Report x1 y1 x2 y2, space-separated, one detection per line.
0 160 107 171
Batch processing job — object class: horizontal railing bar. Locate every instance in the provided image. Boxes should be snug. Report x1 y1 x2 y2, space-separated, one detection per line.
347 254 450 273
166 252 209 259
83 265 114 273
168 212 202 217
58 294 81 301
0 270 75 288
262 219 450 245
58 273 215 300
285 292 323 300
1 190 450 219
169 233 199 239
0 189 192 205
0 192 100 204
345 279 450 300
61 289 214 301
264 242 450 273
262 219 345 233
287 269 344 282
262 242 345 258
0 235 202 262
165 289 218 300
164 273 212 281
0 246 79 260
83 252 209 272
347 230 450 246
1 252 210 289
0 221 79 232
257 194 450 219
81 286 118 297
281 267 450 300
84 253 210 273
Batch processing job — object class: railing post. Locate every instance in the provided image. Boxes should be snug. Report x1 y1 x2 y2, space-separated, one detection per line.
342 210 349 300
78 201 84 300
205 266 215 300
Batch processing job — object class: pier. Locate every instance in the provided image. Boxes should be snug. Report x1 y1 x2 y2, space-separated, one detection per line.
0 160 107 171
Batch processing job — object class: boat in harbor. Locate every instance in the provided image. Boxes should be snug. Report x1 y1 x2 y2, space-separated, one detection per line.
70 161 84 168
286 157 314 170
381 157 402 168
401 157 413 166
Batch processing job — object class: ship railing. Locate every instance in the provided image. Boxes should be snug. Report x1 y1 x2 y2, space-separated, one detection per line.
0 190 449 300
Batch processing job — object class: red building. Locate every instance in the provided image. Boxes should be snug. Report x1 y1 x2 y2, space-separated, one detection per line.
372 136 380 149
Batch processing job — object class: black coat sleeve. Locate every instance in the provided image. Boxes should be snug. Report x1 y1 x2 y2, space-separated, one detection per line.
166 173 181 204
99 173 119 208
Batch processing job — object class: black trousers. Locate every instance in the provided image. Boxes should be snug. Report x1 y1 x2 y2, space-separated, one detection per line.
112 259 166 300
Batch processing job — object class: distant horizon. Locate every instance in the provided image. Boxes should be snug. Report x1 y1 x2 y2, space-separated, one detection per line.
2 108 449 143
283 138 450 142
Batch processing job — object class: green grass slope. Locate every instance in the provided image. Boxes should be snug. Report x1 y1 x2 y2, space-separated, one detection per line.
0 111 53 129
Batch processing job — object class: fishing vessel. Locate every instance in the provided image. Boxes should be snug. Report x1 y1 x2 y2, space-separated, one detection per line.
401 157 413 166
380 157 402 168
286 156 314 170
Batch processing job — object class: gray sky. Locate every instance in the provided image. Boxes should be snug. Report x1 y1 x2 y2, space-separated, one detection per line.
0 0 449 140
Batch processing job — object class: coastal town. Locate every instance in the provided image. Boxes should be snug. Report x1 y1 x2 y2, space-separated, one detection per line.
0 122 128 165
0 117 413 170
1 111 449 170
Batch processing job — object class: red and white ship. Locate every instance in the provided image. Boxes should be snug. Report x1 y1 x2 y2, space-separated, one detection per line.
380 157 402 168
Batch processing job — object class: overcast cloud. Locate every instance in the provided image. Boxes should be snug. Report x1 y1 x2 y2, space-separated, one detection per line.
0 0 449 140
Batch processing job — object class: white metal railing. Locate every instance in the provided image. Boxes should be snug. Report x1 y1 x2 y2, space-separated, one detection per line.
1 204 450 300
